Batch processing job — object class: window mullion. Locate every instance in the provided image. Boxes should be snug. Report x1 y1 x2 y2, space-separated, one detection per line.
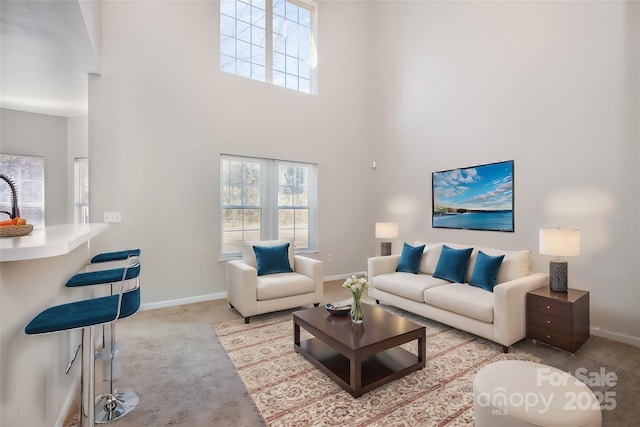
262 159 278 240
265 0 274 84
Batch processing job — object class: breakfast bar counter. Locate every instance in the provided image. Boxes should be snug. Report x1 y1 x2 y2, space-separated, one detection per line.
0 223 108 427
0 223 108 261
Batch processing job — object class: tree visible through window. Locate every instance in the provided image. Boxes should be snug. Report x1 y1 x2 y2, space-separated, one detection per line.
221 155 317 257
220 0 317 94
278 163 310 247
221 157 262 250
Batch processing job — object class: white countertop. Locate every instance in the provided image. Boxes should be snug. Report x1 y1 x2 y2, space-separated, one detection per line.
0 223 108 262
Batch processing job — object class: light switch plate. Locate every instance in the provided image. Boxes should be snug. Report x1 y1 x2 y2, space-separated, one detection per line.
104 212 122 223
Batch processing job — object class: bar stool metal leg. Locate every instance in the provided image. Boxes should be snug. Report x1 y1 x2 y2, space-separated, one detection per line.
94 319 139 423
81 326 96 427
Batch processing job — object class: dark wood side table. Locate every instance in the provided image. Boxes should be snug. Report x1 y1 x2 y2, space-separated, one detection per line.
526 287 590 352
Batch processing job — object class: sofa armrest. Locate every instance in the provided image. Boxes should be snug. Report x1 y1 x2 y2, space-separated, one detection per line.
294 255 324 302
493 272 549 347
367 255 401 280
368 255 401 298
226 259 259 317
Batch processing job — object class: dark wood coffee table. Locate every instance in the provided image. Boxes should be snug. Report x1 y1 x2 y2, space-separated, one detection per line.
293 304 426 398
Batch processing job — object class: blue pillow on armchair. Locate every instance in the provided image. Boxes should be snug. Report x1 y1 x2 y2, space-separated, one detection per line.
253 243 293 276
470 251 505 292
433 245 473 283
396 243 426 274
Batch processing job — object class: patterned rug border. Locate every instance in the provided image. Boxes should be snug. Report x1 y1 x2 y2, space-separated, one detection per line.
214 305 540 426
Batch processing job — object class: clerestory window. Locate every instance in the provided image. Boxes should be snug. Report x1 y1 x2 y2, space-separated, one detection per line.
220 0 318 94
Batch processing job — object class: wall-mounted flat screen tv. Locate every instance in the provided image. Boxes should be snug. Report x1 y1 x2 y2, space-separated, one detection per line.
432 160 514 232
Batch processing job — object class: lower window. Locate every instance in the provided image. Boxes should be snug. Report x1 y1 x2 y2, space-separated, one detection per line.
220 154 317 258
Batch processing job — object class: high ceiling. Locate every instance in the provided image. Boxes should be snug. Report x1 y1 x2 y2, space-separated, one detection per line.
1 0 98 118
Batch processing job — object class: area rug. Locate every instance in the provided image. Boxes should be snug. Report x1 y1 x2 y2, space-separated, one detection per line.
214 306 540 426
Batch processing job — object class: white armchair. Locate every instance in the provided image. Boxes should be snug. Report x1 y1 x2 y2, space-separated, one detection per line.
226 240 323 323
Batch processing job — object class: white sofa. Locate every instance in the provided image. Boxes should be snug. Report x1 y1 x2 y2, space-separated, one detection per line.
226 240 323 323
368 242 548 352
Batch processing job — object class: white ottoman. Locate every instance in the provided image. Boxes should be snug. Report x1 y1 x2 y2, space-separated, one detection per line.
474 360 602 427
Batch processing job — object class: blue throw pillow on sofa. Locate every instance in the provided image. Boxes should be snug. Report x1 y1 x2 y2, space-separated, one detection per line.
470 251 505 292
253 243 293 276
396 243 426 274
433 245 473 283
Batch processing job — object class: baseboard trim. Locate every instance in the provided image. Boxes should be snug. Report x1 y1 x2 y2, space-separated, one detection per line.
323 272 367 282
141 292 227 311
591 327 640 348
139 273 368 311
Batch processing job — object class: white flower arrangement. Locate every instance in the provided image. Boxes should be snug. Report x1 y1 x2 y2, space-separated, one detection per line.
342 275 369 299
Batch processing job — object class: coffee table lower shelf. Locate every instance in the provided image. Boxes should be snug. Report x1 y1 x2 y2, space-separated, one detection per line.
296 337 423 398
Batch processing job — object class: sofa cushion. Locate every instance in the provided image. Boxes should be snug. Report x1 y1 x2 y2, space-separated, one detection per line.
468 246 530 284
372 272 449 303
469 251 505 292
396 242 426 274
424 283 495 323
256 272 315 300
253 243 293 276
433 245 473 283
415 242 442 275
243 240 295 270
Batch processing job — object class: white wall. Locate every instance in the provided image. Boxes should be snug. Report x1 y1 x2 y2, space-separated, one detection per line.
89 0 375 304
0 108 69 225
78 0 102 71
370 1 640 345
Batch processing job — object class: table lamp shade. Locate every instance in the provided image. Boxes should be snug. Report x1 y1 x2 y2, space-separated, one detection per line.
539 229 580 292
539 229 580 257
375 222 398 239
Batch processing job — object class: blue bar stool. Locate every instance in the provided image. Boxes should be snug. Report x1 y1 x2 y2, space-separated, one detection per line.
90 249 141 264
65 260 141 423
25 262 141 427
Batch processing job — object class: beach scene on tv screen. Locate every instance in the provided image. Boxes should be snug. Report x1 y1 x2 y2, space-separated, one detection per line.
432 161 513 232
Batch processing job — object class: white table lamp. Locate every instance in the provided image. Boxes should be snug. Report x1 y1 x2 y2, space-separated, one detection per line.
539 228 580 292
375 222 398 256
